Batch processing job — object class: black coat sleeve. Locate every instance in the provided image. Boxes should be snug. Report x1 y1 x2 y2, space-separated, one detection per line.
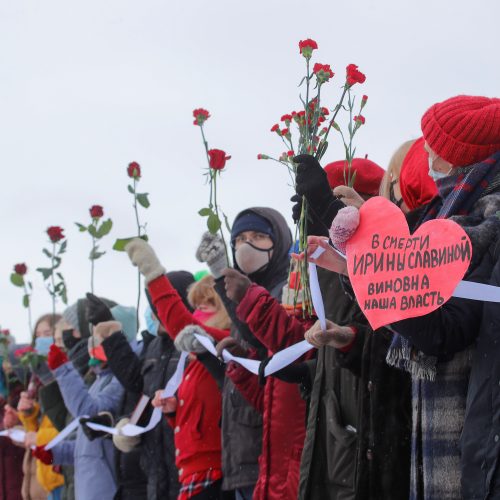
196 352 226 391
391 245 495 357
102 332 144 393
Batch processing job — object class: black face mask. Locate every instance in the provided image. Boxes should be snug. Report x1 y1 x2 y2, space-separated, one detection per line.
389 179 404 208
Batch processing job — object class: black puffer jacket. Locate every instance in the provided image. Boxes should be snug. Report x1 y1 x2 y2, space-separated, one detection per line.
102 331 180 500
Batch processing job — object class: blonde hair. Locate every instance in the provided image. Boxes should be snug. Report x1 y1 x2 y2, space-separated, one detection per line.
187 275 231 330
379 140 416 199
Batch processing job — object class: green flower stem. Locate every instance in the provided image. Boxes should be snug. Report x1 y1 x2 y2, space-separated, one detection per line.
51 242 56 335
133 178 142 332
304 59 311 153
317 85 349 156
212 171 229 262
91 226 96 294
23 282 33 335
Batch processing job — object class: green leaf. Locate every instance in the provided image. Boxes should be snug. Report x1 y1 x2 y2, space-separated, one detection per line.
198 207 213 217
113 234 149 252
28 281 33 290
96 219 113 238
60 285 68 305
52 256 62 269
207 213 221 234
58 240 67 254
127 184 135 194
89 247 106 260
42 248 52 259
88 225 98 238
22 294 30 308
75 222 87 232
136 193 150 209
36 267 52 280
10 273 24 287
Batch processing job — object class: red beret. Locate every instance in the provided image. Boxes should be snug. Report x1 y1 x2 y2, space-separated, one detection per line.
324 158 384 195
399 137 438 211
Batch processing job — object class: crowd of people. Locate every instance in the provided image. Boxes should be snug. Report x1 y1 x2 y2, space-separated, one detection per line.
1 93 499 500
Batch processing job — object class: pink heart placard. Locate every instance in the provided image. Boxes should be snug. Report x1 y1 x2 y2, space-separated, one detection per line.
345 197 472 330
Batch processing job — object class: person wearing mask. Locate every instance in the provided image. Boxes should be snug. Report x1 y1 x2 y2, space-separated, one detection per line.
196 207 292 500
124 241 231 500
305 95 500 499
92 272 196 500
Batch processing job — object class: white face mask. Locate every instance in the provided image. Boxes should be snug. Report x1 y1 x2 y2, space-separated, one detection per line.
235 242 273 275
428 154 451 181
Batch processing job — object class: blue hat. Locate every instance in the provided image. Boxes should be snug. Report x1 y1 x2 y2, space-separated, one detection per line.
111 305 137 342
231 212 274 245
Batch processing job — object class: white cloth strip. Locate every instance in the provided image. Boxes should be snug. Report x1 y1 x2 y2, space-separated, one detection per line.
46 417 84 450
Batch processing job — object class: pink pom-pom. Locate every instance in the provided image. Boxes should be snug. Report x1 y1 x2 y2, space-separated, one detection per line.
329 206 360 253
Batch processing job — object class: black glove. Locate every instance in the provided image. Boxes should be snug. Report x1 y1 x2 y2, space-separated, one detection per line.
290 194 330 237
86 293 113 326
293 154 345 233
67 339 91 378
80 413 113 441
62 329 79 351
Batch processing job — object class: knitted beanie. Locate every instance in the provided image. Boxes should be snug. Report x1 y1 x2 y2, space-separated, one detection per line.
399 137 438 210
421 95 500 167
324 158 384 195
231 212 275 244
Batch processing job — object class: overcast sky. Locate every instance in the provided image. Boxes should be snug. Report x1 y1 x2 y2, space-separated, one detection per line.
1 0 499 343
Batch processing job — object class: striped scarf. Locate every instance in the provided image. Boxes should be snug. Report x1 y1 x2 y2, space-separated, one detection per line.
386 151 500 379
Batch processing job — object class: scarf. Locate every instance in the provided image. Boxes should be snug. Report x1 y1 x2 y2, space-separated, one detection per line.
387 151 500 380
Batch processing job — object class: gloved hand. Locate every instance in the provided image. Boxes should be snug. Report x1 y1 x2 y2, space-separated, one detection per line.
304 319 356 350
113 418 141 453
47 344 69 371
221 268 252 304
290 194 330 237
329 206 360 254
215 337 248 359
195 231 229 279
293 154 345 233
125 238 166 284
86 293 113 326
32 445 53 465
80 412 114 441
174 325 214 354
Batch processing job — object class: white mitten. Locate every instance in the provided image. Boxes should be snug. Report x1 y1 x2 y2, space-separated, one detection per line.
195 232 229 279
112 417 140 453
125 238 166 284
174 325 214 354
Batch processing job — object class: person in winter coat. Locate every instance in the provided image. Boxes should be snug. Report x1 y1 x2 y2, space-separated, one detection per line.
291 155 413 500
196 207 294 500
461 238 500 499
36 315 128 500
92 272 195 500
124 241 232 500
306 95 500 500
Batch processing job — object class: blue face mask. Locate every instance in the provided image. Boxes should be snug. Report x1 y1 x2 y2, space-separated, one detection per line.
35 336 54 356
144 307 160 336
428 155 451 182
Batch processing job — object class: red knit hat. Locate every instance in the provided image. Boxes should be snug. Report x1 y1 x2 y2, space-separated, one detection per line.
324 158 384 195
399 137 438 211
421 95 500 167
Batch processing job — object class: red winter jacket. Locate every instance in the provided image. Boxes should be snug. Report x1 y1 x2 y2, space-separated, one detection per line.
148 275 230 483
228 283 316 500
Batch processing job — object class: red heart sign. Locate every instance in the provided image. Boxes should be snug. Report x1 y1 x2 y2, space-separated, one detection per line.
345 197 472 330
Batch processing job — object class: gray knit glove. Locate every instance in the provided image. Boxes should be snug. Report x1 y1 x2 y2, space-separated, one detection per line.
195 232 229 279
174 325 214 354
112 418 140 453
125 238 166 284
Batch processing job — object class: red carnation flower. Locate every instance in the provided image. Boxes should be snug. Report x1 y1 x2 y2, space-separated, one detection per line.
257 154 270 160
299 39 318 59
89 205 104 219
208 149 231 170
0 329 10 336
354 115 366 125
321 107 329 116
193 108 210 126
281 114 293 123
287 151 294 157
313 63 334 84
127 161 141 180
14 263 27 275
14 346 35 358
47 226 65 243
270 124 280 133
346 64 366 86
281 128 290 137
